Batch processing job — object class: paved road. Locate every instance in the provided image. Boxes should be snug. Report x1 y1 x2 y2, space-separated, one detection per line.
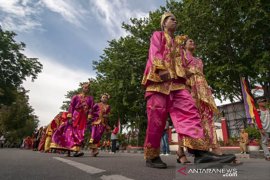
0 148 269 180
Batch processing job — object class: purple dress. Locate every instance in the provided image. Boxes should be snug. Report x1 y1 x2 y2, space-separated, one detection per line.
52 94 95 151
89 102 110 148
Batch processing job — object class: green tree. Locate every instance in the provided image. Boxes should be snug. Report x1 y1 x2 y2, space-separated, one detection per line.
177 0 270 101
0 27 42 144
0 88 38 145
0 27 43 105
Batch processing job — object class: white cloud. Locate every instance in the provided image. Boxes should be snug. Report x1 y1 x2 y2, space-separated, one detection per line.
0 0 89 32
90 0 148 38
23 52 95 126
41 0 88 29
1 16 42 32
0 0 32 16
0 0 42 32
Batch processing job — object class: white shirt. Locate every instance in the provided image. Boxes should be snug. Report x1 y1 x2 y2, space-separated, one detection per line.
260 109 270 133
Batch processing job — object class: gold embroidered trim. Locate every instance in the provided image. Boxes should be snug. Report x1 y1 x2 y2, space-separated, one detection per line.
153 57 166 70
49 143 80 152
142 32 187 87
89 143 98 149
141 63 163 85
180 137 209 151
146 82 186 95
144 147 160 160
89 138 94 144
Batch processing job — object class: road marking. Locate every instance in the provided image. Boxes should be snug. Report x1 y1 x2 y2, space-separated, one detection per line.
100 175 134 180
53 157 105 174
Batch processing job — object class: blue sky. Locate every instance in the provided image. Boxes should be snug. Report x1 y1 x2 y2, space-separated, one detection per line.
0 0 166 126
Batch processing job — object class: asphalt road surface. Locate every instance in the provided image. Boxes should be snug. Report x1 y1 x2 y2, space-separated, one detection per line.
0 148 269 180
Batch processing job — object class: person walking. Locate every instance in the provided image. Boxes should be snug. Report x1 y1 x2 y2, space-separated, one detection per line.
52 82 96 157
141 12 235 168
111 124 119 154
89 93 111 157
257 98 270 161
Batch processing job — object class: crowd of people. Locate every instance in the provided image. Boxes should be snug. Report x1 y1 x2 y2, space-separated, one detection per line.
21 83 120 157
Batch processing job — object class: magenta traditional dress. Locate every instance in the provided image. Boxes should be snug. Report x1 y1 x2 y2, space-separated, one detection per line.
141 31 205 160
181 51 219 149
45 112 68 152
38 127 47 151
52 94 95 152
89 102 110 150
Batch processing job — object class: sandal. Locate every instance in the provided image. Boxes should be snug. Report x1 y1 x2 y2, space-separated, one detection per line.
176 151 191 164
92 149 99 157
93 151 99 157
211 148 224 156
231 159 243 166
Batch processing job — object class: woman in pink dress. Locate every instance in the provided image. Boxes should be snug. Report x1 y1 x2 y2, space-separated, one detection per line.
89 93 111 157
44 112 68 152
52 82 95 157
177 37 233 163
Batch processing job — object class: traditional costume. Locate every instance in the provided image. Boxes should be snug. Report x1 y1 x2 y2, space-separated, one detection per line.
89 93 111 156
44 112 68 152
52 83 95 156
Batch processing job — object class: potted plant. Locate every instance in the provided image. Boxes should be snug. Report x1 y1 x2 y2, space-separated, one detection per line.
117 133 128 150
245 126 261 151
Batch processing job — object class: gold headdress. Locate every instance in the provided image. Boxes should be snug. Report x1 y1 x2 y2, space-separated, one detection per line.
101 93 110 99
160 12 176 30
81 82 90 88
81 79 93 88
175 34 189 46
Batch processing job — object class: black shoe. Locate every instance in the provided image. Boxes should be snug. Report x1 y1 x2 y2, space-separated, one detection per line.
73 152 84 157
215 153 235 157
194 151 236 163
146 156 167 168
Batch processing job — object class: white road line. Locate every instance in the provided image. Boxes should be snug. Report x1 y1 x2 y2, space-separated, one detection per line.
53 157 105 174
100 175 134 180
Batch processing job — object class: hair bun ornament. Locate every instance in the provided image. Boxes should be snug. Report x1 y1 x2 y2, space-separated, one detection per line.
81 81 91 88
102 93 110 99
175 34 189 46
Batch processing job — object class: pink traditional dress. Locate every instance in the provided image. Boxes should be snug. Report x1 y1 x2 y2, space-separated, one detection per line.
45 112 68 152
38 127 47 151
181 50 219 149
141 30 205 160
89 102 110 150
52 94 95 152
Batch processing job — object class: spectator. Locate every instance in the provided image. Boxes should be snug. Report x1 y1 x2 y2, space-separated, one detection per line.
257 98 270 161
239 128 249 154
111 124 119 154
160 120 170 156
0 134 5 148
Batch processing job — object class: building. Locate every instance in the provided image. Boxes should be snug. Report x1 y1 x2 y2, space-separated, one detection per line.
216 101 247 138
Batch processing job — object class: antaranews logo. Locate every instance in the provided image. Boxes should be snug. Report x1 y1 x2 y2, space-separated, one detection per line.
177 166 238 177
177 167 187 176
